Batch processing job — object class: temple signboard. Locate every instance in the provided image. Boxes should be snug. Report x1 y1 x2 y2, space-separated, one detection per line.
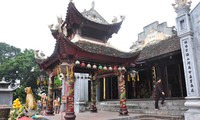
190 3 200 95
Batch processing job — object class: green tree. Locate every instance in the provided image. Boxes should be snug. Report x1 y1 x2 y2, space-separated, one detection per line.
54 76 62 88
0 42 21 65
0 49 40 83
0 45 42 103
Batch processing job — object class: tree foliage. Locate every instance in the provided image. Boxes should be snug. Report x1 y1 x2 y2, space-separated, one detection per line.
0 49 40 84
0 43 44 103
0 42 21 65
54 76 62 88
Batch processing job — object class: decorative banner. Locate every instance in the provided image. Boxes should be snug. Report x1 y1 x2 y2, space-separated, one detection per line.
103 77 106 100
66 65 75 112
91 80 97 104
132 74 135 82
152 66 156 88
118 72 128 115
47 76 53 112
127 74 130 82
90 73 97 112
137 72 140 81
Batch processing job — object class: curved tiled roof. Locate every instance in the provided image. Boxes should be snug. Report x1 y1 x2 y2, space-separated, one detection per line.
137 36 180 62
74 40 138 58
66 2 123 35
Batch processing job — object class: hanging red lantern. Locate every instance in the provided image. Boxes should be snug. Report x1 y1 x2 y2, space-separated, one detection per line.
81 62 86 67
113 66 117 71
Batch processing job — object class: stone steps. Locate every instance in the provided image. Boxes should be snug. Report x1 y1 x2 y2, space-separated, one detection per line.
109 114 184 120
97 100 187 117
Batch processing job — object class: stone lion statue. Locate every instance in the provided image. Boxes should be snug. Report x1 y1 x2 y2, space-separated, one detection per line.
25 87 37 110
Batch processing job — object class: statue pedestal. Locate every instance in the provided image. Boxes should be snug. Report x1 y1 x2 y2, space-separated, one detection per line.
74 73 89 113
119 108 128 116
90 104 97 112
61 103 66 112
74 101 86 113
45 108 54 115
64 112 76 120
184 98 200 120
0 107 10 120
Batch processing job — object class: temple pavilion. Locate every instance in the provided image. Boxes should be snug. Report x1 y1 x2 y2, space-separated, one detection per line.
36 1 139 119
36 1 187 120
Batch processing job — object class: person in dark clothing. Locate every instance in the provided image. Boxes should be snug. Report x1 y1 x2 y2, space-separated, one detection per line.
154 78 165 110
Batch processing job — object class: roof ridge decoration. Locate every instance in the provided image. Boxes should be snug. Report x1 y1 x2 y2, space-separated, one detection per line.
91 1 95 9
81 1 125 25
172 0 192 10
81 1 109 24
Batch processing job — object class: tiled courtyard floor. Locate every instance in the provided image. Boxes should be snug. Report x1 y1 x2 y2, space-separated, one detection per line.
43 111 183 120
44 111 133 120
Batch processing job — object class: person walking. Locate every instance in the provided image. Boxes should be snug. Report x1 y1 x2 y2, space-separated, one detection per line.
41 93 47 111
36 100 42 114
54 96 60 114
154 78 165 110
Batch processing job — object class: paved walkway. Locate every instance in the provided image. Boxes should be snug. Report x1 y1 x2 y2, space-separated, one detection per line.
43 111 183 120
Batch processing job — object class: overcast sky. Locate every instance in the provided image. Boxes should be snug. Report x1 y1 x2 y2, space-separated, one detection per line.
0 0 199 56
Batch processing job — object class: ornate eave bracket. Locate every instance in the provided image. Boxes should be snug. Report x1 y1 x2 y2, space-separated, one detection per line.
48 16 68 39
34 50 47 65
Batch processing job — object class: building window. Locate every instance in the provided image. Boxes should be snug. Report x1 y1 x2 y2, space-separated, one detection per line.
180 19 186 30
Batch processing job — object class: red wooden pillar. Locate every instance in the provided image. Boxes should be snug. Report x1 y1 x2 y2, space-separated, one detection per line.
46 75 54 115
90 73 97 112
64 64 76 120
118 71 128 115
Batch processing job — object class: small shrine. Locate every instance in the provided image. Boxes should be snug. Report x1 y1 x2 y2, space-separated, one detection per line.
0 77 15 119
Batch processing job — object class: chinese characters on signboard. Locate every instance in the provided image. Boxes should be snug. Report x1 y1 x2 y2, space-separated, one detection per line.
182 40 195 95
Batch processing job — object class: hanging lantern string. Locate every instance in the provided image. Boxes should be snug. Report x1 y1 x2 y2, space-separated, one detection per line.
127 74 130 81
59 65 61 74
70 66 74 78
132 74 135 82
57 65 60 75
137 72 140 81
66 65 69 78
